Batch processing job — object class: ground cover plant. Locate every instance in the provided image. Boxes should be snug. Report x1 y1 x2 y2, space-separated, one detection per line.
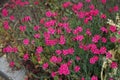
0 0 120 80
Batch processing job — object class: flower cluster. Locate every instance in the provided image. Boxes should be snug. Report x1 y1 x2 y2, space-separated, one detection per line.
0 0 119 79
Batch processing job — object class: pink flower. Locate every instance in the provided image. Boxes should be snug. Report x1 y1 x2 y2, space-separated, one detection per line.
89 44 97 50
101 0 106 4
67 60 73 66
110 37 116 43
23 39 29 45
24 1 29 5
86 0 91 3
46 11 52 17
58 63 70 75
109 25 117 32
51 72 56 77
12 47 18 53
73 26 83 34
2 46 13 53
34 33 40 39
2 8 8 17
84 17 90 24
74 66 80 72
113 5 119 12
55 50 62 55
36 46 43 54
44 20 56 27
63 48 74 55
76 56 81 61
62 16 68 21
74 35 84 41
52 12 58 17
50 56 58 63
35 53 41 62
92 48 100 54
19 25 26 32
90 56 99 64
3 21 10 30
42 63 49 70
86 28 92 36
58 23 63 27
44 32 50 40
100 46 107 54
10 15 15 21
9 61 15 67
101 37 107 43
100 14 106 19
56 29 62 34
91 75 98 80
92 35 101 43
57 57 62 63
72 2 83 11
23 53 29 61
106 52 112 59
33 25 40 31
62 1 71 8
89 4 95 10
62 23 69 29
40 18 45 24
81 77 85 80
110 62 118 69
45 39 58 46
59 35 66 45
118 30 120 34
65 27 72 33
22 16 31 22
100 26 108 33
34 1 39 5
78 11 85 19
48 27 55 34
90 9 99 16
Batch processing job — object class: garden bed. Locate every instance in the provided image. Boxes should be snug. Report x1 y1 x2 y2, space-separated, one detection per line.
0 0 120 80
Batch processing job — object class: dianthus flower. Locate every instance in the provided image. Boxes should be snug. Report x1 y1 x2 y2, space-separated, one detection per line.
59 35 66 45
36 46 43 54
74 66 80 72
91 75 98 80
23 53 29 61
58 63 70 75
110 62 118 69
90 56 99 64
23 39 30 45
